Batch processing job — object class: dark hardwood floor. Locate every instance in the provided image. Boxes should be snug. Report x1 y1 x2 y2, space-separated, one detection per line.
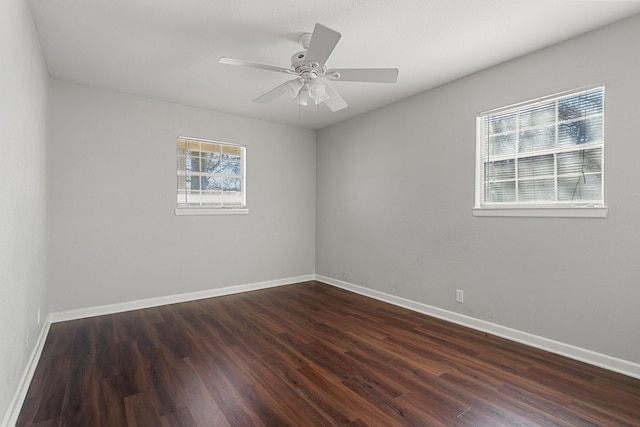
17 281 640 426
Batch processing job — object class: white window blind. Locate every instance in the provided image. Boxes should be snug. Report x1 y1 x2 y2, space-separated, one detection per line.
476 87 605 212
176 137 246 209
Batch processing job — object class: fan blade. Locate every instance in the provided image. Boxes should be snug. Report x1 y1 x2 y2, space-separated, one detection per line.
305 24 341 68
219 57 295 75
321 81 348 112
253 80 296 104
326 68 399 83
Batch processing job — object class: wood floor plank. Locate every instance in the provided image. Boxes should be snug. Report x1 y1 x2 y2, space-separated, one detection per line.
94 315 119 381
31 352 70 424
294 363 404 426
97 376 128 427
159 407 198 427
170 357 230 427
496 383 601 426
16 281 640 426
220 338 334 425
146 350 189 416
124 392 162 427
114 340 148 397
188 339 266 427
59 320 98 426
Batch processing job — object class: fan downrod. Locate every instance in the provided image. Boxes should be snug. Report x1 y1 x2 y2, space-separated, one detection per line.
298 32 312 49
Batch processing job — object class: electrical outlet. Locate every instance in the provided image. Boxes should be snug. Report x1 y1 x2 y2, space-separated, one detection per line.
456 289 464 303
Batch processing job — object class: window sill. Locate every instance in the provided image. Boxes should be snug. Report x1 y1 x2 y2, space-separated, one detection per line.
472 206 607 218
175 207 249 216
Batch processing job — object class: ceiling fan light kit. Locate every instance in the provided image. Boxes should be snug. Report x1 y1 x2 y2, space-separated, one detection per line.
219 23 399 112
284 79 304 98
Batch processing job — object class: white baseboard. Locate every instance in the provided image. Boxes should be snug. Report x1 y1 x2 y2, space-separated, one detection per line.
49 274 315 323
315 274 640 380
2 318 51 427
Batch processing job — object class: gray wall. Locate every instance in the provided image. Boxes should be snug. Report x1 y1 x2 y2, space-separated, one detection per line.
317 14 640 364
48 81 316 312
0 0 49 420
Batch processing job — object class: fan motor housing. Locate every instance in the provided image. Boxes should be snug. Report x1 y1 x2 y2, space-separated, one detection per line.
291 51 325 80
291 51 309 70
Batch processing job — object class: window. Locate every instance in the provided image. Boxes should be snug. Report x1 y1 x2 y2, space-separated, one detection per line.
176 137 247 215
474 86 606 217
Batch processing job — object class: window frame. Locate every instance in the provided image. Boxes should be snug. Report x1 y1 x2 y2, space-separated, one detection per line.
473 86 607 218
175 136 248 216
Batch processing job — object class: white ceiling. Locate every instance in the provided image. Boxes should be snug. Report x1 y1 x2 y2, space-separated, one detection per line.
28 0 640 130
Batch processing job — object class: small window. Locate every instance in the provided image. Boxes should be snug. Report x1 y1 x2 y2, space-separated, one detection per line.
176 137 247 215
474 87 606 217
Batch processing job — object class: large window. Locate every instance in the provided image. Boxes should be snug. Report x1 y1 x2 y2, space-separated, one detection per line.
474 87 606 217
176 137 247 215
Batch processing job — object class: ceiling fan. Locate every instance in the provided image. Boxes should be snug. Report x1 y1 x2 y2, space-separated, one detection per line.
219 23 399 112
